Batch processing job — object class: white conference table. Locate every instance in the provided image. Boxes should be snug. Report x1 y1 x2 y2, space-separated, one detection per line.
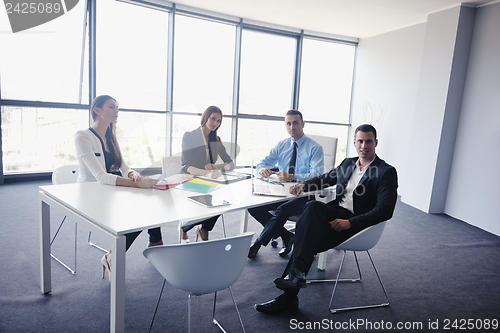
39 175 300 333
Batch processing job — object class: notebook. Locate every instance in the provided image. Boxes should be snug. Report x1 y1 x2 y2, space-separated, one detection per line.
251 160 288 197
175 178 219 194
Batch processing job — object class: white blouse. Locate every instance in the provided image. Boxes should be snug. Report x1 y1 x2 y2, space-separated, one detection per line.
74 129 132 185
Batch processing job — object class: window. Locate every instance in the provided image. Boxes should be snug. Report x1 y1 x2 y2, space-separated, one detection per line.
173 15 236 114
1 106 88 172
239 30 296 116
1 1 356 177
115 111 166 169
96 0 168 111
0 1 87 103
299 38 356 123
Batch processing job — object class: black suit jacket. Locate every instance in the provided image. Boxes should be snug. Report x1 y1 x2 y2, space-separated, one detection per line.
302 155 398 235
181 127 233 174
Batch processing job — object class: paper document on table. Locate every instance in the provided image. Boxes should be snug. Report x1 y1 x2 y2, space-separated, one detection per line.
156 174 193 186
197 170 251 184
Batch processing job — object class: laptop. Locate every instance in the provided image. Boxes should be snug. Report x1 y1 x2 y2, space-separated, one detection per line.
251 160 288 197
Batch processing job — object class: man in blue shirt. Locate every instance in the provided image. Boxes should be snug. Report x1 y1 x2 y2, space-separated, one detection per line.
248 110 324 258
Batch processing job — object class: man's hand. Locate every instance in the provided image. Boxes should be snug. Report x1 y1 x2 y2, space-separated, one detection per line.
260 168 273 178
290 183 305 196
276 171 293 182
329 219 351 232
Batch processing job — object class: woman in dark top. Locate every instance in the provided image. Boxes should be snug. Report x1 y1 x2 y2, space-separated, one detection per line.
179 106 234 242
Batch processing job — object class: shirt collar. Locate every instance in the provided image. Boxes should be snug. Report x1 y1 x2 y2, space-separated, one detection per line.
356 155 376 172
290 134 307 147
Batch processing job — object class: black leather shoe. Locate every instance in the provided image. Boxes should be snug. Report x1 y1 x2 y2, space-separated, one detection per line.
279 234 294 257
248 242 261 258
254 294 299 314
274 266 306 290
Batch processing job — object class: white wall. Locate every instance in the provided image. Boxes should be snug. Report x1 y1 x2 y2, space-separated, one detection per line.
445 3 500 236
351 3 500 237
350 23 426 199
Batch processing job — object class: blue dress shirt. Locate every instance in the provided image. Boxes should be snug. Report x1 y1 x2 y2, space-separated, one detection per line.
257 134 324 182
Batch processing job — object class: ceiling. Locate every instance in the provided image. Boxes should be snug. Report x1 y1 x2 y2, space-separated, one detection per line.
168 0 496 39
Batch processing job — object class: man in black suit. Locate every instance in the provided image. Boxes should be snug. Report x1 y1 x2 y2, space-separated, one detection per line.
255 124 398 314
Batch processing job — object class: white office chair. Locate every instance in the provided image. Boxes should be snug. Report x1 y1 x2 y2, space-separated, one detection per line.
51 165 108 274
162 154 182 174
50 165 80 274
143 232 254 333
307 221 390 313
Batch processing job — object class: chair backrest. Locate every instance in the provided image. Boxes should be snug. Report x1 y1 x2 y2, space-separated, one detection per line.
52 165 79 185
162 155 182 174
335 221 387 252
308 135 338 172
143 232 254 295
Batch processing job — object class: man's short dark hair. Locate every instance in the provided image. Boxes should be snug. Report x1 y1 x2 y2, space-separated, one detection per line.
286 110 303 122
354 124 377 140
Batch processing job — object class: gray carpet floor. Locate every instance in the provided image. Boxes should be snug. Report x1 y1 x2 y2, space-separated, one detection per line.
0 179 499 332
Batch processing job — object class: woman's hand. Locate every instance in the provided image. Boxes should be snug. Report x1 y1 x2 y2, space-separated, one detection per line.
205 164 216 170
205 170 221 179
135 176 158 188
128 170 141 181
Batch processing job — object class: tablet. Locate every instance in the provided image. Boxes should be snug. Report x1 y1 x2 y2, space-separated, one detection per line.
188 194 231 208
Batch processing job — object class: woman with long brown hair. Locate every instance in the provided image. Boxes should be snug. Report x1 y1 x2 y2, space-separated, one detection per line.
179 105 234 242
75 95 162 280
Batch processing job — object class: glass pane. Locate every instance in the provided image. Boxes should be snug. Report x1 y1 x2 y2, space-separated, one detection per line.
1 106 88 173
299 39 355 123
96 0 168 110
171 114 232 161
173 15 236 114
236 118 289 167
239 30 296 116
115 112 166 168
236 119 348 168
0 1 86 103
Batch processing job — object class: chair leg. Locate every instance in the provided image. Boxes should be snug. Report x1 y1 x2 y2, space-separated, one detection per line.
88 231 109 253
188 294 192 333
328 250 390 313
149 279 166 333
50 216 77 275
307 251 361 284
212 288 246 333
221 215 226 238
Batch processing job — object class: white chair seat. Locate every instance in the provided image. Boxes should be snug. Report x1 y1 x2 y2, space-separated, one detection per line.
143 232 254 333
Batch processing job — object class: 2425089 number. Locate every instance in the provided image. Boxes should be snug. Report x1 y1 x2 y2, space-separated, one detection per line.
5 2 62 14
443 319 498 330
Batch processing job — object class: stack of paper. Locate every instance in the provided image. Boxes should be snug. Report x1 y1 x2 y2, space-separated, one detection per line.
154 174 193 190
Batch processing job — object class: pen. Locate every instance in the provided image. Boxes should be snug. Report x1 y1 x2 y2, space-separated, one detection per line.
214 165 220 172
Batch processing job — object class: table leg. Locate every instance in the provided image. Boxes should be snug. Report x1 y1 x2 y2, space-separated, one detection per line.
40 199 51 294
239 209 249 234
110 235 126 333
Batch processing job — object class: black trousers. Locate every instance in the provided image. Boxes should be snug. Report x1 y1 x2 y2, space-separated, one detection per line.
291 200 355 275
250 197 312 246
181 215 219 233
125 227 162 251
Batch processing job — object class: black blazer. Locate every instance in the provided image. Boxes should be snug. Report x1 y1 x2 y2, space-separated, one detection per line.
181 127 233 174
302 155 398 235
